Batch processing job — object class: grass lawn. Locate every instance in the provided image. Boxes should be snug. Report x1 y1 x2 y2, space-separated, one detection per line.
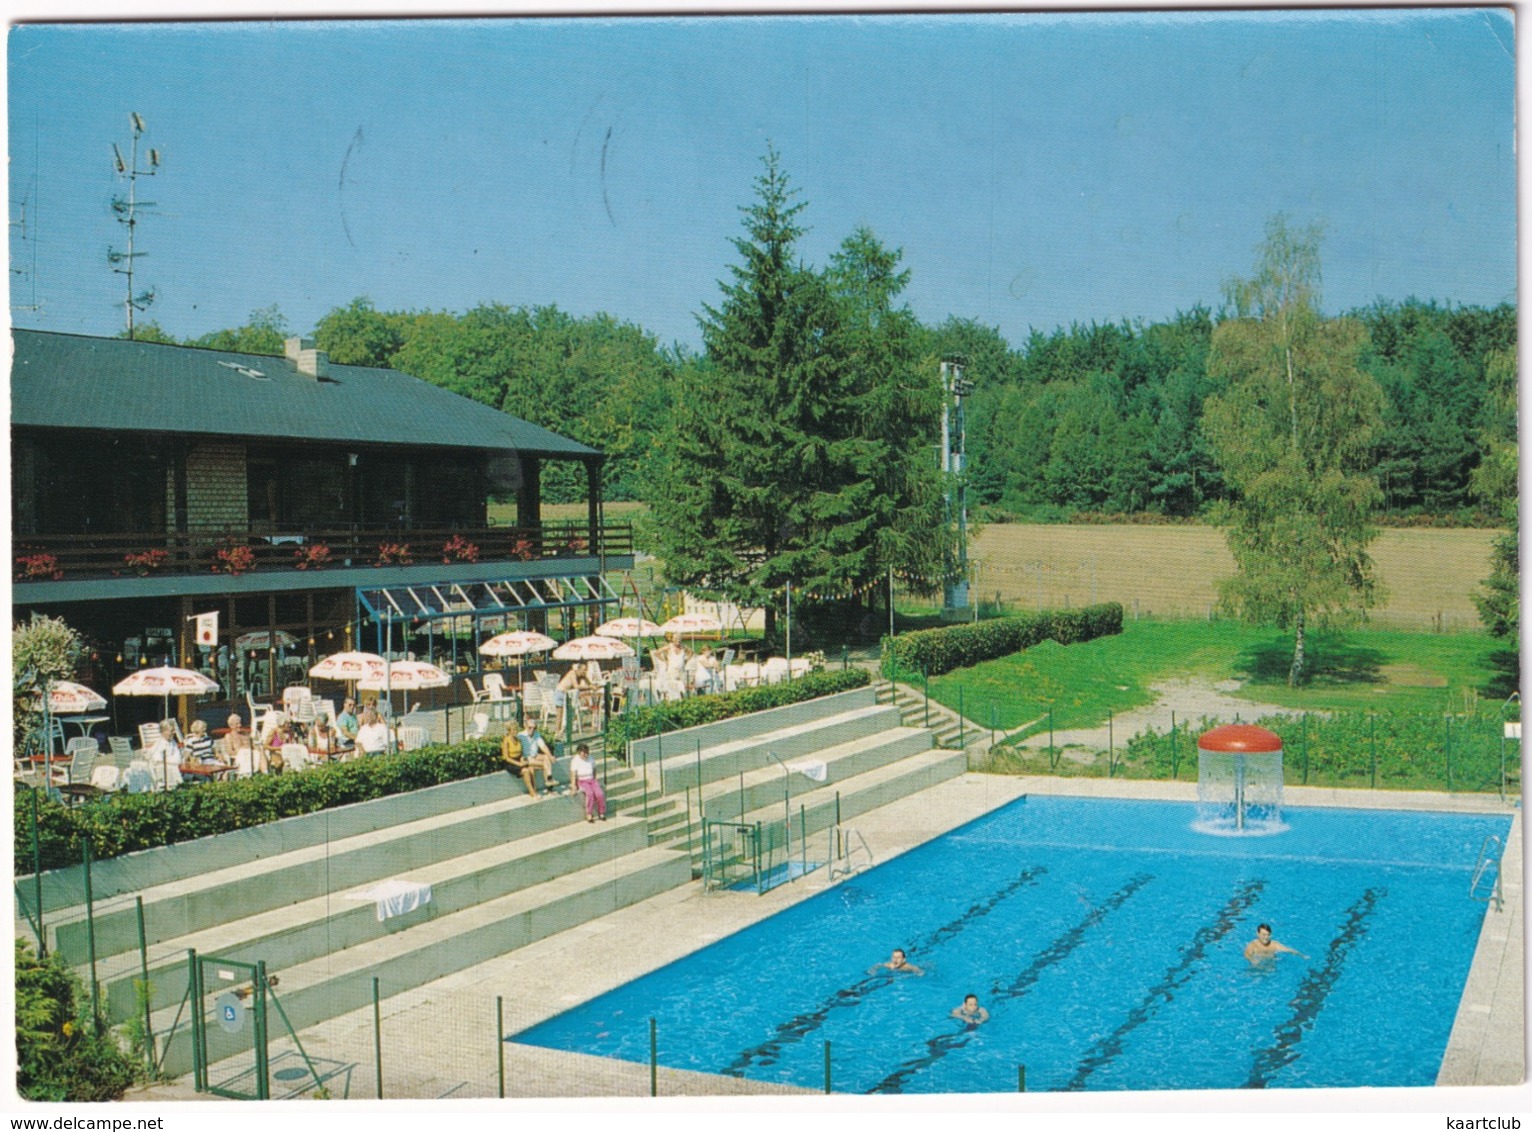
923 618 1513 734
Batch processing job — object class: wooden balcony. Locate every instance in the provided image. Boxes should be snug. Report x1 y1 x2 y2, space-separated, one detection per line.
12 521 633 585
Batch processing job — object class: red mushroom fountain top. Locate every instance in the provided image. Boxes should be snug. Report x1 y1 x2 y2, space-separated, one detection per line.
1197 724 1283 753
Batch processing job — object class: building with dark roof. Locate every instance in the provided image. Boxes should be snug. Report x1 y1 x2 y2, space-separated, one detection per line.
11 329 633 726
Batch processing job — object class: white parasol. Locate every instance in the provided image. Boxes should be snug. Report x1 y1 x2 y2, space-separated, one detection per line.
659 612 723 637
479 630 558 688
49 680 107 715
356 658 452 716
552 635 635 661
308 651 388 684
112 667 220 785
595 618 663 639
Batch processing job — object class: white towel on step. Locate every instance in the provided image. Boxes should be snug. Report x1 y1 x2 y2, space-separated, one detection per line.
344 878 433 922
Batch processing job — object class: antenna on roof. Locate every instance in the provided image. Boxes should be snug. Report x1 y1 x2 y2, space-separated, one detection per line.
107 111 162 339
11 115 43 315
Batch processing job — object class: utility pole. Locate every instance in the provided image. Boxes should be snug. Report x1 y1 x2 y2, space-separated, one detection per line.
108 112 160 339
939 356 974 615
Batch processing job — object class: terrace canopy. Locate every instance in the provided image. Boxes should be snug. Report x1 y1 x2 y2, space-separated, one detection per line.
357 574 621 628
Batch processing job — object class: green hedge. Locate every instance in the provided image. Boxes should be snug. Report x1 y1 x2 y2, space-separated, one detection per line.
608 668 871 748
15 739 503 875
881 603 1124 679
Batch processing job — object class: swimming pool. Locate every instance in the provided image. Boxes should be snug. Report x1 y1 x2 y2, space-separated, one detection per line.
513 796 1512 1094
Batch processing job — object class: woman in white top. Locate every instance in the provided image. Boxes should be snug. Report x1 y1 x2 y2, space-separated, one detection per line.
146 718 184 790
569 742 606 822
355 709 391 755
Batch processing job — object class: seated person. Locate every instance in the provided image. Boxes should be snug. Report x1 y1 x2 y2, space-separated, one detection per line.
183 718 216 764
693 645 722 694
309 714 340 761
145 718 185 789
515 719 558 792
220 713 262 777
260 712 289 772
355 709 391 755
335 698 361 745
499 725 548 797
554 666 590 736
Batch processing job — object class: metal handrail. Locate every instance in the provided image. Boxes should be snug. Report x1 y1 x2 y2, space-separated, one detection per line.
1469 834 1505 912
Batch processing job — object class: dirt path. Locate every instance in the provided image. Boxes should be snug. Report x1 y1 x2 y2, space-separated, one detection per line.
1011 677 1305 753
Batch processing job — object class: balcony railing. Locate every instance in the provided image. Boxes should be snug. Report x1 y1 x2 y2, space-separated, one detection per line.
12 520 633 583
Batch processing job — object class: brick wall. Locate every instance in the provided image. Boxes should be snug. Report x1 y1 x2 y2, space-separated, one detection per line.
185 440 247 532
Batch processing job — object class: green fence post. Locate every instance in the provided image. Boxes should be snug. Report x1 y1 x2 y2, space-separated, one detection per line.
496 996 505 1099
31 786 44 955
649 1017 658 1097
1370 714 1378 789
1446 714 1454 792
923 668 929 728
1302 713 1310 785
835 790 842 828
1108 712 1115 778
1170 711 1178 781
83 836 99 1034
372 976 383 1099
188 950 204 1093
1049 709 1056 771
958 687 966 751
136 896 154 1074
1018 1064 1026 1092
842 645 849 672
255 961 270 1100
824 1040 832 1094
991 704 997 752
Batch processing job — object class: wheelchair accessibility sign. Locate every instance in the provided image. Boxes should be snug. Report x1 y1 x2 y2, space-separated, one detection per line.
215 991 246 1033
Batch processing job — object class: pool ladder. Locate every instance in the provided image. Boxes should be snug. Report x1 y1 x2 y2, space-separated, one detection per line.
826 825 874 883
1469 835 1505 912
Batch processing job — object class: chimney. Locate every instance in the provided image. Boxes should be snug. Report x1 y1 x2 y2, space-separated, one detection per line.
284 336 330 381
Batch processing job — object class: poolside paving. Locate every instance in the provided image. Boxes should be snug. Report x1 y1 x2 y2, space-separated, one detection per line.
125 772 1522 1103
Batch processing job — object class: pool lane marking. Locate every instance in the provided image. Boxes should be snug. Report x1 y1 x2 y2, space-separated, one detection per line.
1060 877 1267 1092
1244 886 1386 1089
717 866 1049 1077
865 871 1155 1095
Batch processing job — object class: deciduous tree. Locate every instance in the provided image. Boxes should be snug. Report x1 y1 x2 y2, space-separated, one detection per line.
1204 217 1385 685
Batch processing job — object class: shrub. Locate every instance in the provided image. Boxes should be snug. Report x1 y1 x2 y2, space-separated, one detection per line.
880 603 1123 679
15 939 137 1101
13 615 83 759
15 739 502 874
608 667 870 748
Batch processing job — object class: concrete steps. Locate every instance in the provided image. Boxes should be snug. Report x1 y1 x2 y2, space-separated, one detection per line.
96 813 646 1020
153 841 691 1078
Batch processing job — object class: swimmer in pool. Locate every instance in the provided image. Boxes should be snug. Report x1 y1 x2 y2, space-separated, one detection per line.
870 947 924 976
1244 923 1307 964
951 994 989 1026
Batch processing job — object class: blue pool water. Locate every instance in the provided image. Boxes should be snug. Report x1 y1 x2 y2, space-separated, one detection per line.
514 796 1512 1093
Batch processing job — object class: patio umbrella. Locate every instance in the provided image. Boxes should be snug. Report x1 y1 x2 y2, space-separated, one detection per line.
659 612 723 637
356 659 452 715
112 667 220 785
595 618 663 639
49 680 106 715
478 630 558 688
552 635 635 661
308 651 388 684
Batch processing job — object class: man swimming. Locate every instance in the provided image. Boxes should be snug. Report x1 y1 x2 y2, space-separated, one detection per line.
869 947 924 976
951 994 989 1025
1244 923 1307 964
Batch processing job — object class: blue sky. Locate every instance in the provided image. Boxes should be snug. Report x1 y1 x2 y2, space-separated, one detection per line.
6 7 1517 351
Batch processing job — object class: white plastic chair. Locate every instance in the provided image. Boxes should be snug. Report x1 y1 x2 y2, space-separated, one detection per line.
138 721 162 750
535 674 561 727
761 657 790 685
469 712 489 740
89 764 122 793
